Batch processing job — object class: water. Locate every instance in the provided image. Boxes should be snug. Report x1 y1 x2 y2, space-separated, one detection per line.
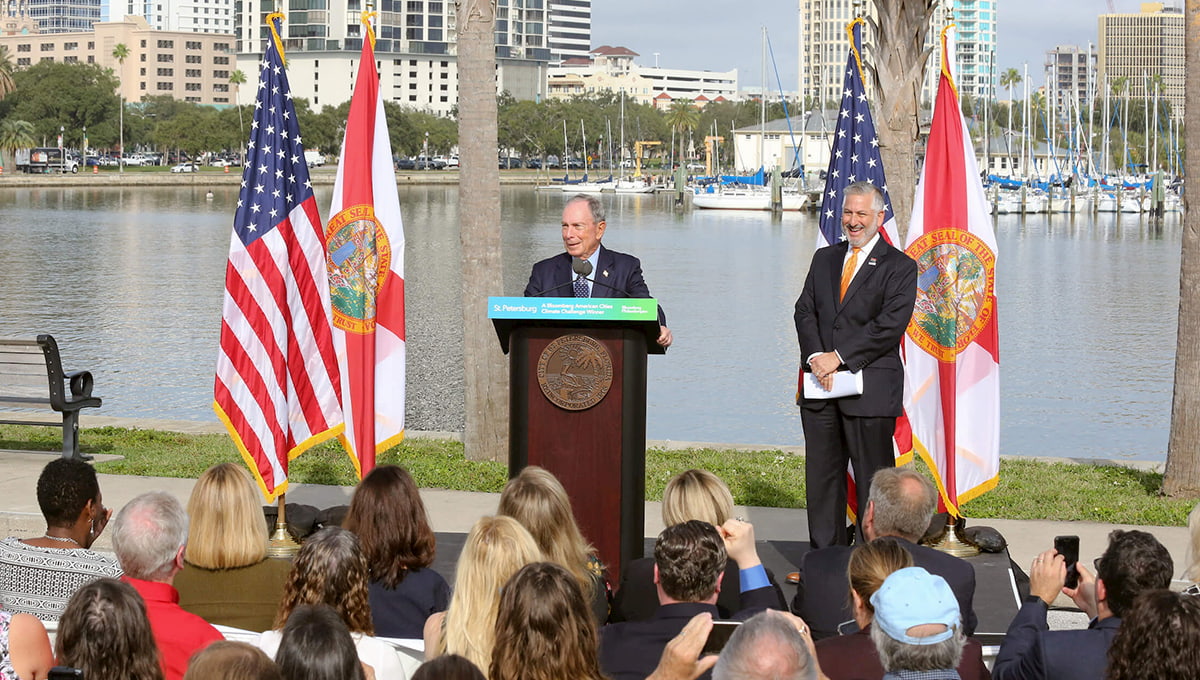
0 186 1181 461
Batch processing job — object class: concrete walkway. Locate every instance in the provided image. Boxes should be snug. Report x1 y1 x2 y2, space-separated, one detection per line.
1 417 1194 608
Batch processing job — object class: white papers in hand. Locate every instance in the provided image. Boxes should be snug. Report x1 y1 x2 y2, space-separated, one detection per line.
802 370 864 400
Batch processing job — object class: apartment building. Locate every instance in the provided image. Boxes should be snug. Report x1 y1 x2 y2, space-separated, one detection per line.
1097 2 1183 117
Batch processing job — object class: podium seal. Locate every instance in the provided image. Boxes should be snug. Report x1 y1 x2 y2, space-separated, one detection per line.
537 334 613 411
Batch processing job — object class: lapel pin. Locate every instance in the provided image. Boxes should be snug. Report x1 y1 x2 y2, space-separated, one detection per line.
603 270 609 277
868 258 877 266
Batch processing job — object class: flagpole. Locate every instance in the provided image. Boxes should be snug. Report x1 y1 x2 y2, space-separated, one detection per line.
266 493 300 556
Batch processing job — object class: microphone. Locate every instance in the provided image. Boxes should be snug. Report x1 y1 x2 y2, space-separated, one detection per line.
528 258 594 297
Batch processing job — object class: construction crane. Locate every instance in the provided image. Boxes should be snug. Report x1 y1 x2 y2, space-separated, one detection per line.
704 136 725 177
633 140 661 177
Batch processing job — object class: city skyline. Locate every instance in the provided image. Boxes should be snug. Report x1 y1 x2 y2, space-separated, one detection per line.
592 0 1158 99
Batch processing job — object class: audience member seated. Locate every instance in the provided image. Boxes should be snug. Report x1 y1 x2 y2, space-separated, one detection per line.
1184 502 1200 594
793 467 977 639
612 469 784 622
175 463 292 632
490 562 605 680
56 577 164 680
411 655 484 680
275 604 368 680
113 491 223 680
816 538 990 680
714 610 821 680
259 527 405 680
497 466 609 623
0 606 53 680
0 458 121 620
599 519 785 680
869 567 966 680
1106 589 1200 680
993 529 1174 680
424 516 542 673
184 641 282 680
343 465 450 639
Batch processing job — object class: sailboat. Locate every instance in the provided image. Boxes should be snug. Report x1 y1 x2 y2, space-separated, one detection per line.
614 93 655 194
562 121 612 193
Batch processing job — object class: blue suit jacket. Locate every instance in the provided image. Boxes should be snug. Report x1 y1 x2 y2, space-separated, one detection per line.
523 244 667 326
992 599 1120 680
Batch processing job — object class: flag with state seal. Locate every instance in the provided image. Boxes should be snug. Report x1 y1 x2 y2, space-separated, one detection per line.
902 25 1001 514
214 12 344 501
327 11 406 479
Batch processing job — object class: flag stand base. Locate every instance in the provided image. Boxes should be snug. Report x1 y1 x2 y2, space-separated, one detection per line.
266 493 300 558
930 515 980 558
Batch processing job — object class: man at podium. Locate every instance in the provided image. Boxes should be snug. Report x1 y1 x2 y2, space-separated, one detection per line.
524 194 672 348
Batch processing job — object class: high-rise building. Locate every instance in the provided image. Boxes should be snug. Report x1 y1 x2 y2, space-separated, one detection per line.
800 0 995 107
547 0 590 62
1097 2 1183 118
1044 44 1095 115
232 1 549 116
3 0 100 33
123 0 233 33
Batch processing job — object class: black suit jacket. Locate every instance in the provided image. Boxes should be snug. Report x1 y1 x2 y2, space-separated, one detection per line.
609 557 786 622
992 599 1120 680
791 537 977 640
523 244 667 326
599 587 782 680
794 238 917 417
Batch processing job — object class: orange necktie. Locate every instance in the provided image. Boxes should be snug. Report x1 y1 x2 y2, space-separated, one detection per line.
840 247 861 302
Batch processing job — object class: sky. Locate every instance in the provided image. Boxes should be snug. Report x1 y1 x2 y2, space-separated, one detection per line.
590 0 1154 96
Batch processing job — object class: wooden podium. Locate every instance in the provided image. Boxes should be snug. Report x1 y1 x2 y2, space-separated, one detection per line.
490 297 664 581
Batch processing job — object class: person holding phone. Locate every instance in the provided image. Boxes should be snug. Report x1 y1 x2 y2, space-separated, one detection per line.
993 530 1174 680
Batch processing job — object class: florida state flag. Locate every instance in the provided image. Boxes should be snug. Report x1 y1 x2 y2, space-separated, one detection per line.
902 25 1000 514
327 12 406 477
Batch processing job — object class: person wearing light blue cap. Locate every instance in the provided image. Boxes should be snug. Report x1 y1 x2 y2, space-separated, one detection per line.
868 567 964 680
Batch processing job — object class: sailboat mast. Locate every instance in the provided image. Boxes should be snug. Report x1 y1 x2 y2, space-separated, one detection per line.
1102 75 1110 176
760 26 767 173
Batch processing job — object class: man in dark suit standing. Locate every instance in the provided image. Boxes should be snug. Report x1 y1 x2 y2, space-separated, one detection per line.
524 193 672 348
794 181 916 548
791 467 977 640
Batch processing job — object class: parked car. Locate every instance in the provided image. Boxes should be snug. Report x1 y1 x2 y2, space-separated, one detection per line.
171 162 199 173
209 158 232 167
447 155 460 169
395 156 416 170
525 158 542 169
566 158 584 169
498 157 520 169
546 155 561 169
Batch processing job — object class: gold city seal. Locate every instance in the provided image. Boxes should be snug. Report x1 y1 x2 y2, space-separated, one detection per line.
537 334 613 411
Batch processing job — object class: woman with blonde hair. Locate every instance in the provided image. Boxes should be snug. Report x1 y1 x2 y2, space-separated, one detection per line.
257 527 406 680
497 466 608 622
816 538 990 680
661 469 736 528
343 465 450 639
490 562 604 680
175 463 292 632
612 469 783 622
423 516 542 675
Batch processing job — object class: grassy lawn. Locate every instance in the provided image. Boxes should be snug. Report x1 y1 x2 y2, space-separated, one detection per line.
0 424 1193 526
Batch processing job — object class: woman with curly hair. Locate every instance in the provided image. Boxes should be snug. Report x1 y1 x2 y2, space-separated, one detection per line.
490 562 604 680
1107 589 1200 680
175 463 292 632
815 538 989 680
56 577 163 680
424 516 542 675
497 466 608 622
343 465 449 639
256 528 405 680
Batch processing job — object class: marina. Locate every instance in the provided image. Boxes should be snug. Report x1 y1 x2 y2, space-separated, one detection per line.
0 184 1181 462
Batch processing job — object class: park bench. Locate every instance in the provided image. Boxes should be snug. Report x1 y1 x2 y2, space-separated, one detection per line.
0 335 102 460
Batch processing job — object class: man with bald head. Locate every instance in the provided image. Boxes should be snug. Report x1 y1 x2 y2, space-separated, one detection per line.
525 194 672 348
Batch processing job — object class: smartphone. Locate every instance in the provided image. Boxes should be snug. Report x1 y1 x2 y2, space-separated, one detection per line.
702 620 743 654
1054 535 1080 589
47 668 83 680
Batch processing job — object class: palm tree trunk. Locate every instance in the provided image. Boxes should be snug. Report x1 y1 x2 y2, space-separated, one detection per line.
1162 0 1200 497
455 0 508 461
869 0 935 241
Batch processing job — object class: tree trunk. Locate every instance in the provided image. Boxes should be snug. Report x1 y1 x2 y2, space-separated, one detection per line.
456 0 508 461
1162 0 1200 497
869 0 935 242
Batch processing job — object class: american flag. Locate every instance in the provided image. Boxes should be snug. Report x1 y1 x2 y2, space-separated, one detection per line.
816 18 900 249
214 18 344 501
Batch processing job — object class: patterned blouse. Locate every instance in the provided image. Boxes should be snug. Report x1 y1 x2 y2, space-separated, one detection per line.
0 610 18 680
0 537 123 621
